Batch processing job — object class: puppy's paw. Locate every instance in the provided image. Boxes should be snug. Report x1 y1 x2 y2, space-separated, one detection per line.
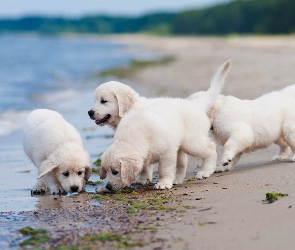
31 187 46 194
154 180 173 190
32 183 47 194
173 175 184 184
222 152 234 166
215 165 230 173
50 187 65 195
134 177 151 185
196 170 212 180
290 156 295 162
272 155 289 161
95 186 110 194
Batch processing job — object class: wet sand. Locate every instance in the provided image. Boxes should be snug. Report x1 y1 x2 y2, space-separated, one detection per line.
2 35 295 249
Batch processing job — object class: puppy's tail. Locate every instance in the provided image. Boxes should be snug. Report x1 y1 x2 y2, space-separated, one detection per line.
192 60 231 110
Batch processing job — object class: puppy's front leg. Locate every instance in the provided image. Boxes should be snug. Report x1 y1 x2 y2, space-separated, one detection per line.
32 179 48 194
154 154 177 190
135 164 154 185
216 153 242 172
218 132 253 171
42 173 65 195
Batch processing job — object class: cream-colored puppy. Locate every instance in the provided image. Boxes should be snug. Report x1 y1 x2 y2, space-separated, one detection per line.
97 61 231 191
22 109 91 194
189 81 295 172
88 81 148 130
89 81 189 184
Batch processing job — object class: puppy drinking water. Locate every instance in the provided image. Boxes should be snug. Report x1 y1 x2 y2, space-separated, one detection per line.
22 109 91 194
96 60 231 192
189 77 295 172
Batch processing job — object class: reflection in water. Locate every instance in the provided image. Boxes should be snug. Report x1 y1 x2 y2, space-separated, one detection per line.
34 191 100 210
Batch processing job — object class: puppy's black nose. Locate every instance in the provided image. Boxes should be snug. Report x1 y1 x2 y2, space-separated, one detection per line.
88 110 94 117
70 185 79 192
106 183 113 191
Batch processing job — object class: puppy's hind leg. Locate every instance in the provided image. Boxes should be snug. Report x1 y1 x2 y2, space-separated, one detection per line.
174 149 188 184
272 137 292 161
184 138 217 180
154 153 177 190
282 125 295 161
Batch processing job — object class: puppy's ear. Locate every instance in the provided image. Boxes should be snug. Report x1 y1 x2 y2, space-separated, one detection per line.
119 158 141 187
114 91 137 117
99 166 107 180
38 159 58 179
84 166 92 181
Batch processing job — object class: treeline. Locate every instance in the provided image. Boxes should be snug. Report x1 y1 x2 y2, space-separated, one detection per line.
0 0 295 35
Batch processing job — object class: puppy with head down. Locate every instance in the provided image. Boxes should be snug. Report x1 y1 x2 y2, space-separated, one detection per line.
189 71 295 172
96 61 231 192
22 109 91 195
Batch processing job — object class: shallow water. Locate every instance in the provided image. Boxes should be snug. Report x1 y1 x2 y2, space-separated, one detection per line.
0 34 154 212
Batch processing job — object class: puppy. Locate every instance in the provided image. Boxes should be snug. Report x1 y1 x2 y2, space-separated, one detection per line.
189 79 295 172
97 60 231 191
22 109 91 194
88 81 148 130
88 80 186 184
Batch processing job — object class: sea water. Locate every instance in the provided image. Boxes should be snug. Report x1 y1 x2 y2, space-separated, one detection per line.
0 34 153 212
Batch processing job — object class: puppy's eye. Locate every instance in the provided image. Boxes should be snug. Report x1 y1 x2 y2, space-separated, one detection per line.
101 99 108 104
77 171 83 176
63 171 69 177
111 169 119 175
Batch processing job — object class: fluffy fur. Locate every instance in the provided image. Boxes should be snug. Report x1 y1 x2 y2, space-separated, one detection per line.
97 60 231 191
22 109 91 194
88 81 148 130
88 81 155 184
189 81 295 172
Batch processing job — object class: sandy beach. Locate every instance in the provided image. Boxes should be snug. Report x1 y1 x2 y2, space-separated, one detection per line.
106 35 295 249
2 35 295 249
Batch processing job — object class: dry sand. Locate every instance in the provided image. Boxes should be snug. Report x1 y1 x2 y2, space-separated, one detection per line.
3 35 295 249
105 34 295 249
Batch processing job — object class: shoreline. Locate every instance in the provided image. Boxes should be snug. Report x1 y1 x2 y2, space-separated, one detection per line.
2 34 295 249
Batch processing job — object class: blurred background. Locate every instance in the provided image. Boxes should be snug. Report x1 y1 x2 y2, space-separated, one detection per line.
0 0 294 35
0 0 295 211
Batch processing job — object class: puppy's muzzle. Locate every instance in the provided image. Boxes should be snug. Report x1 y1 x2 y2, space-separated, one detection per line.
106 183 113 191
70 185 79 192
88 110 94 119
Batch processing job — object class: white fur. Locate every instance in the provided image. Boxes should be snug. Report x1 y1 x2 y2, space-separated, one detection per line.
88 81 155 184
22 109 91 194
189 82 295 172
97 61 231 191
89 81 148 130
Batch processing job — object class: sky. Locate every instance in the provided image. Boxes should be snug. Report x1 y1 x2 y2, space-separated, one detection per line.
0 0 230 18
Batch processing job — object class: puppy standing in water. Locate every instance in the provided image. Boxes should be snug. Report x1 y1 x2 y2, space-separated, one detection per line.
96 61 231 191
22 109 91 194
189 77 295 172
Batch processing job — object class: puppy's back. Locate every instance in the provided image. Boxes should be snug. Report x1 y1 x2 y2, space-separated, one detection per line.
22 109 83 166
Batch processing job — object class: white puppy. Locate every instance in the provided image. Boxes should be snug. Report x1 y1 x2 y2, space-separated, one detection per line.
22 109 91 194
88 81 148 130
189 81 295 172
97 61 231 191
88 81 186 184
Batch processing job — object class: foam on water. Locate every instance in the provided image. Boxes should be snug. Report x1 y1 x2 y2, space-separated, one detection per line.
0 110 30 137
